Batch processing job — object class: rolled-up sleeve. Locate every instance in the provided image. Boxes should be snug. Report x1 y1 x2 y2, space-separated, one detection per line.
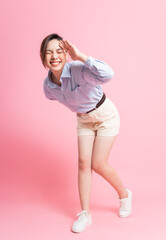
81 56 114 86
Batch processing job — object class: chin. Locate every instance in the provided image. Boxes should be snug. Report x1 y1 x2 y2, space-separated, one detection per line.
51 66 63 72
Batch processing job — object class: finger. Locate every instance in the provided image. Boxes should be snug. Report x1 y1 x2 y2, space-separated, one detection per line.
61 39 69 48
63 40 70 47
59 41 67 51
64 40 73 50
58 41 62 46
59 42 68 52
65 40 72 47
62 40 73 50
59 40 65 47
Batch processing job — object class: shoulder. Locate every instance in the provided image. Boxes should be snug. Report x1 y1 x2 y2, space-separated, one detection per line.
43 76 49 87
43 70 52 87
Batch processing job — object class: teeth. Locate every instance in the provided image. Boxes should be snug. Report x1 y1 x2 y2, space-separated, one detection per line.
51 62 61 65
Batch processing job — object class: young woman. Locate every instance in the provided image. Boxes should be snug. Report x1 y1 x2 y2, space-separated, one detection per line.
40 33 132 233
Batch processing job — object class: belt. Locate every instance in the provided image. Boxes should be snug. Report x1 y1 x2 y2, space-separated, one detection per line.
86 93 106 113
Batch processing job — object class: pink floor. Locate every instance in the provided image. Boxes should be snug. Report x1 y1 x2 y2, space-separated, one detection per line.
1 137 166 240
1 184 166 240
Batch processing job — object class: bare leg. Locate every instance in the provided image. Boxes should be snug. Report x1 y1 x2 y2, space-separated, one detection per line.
77 135 95 214
91 136 128 199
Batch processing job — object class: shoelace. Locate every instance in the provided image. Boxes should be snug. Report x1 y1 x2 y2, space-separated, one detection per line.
119 199 129 211
76 210 89 222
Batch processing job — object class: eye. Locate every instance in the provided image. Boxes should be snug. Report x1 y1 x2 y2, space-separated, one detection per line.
57 49 63 53
45 51 52 55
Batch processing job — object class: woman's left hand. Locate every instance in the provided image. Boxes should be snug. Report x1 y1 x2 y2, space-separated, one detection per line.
59 39 88 62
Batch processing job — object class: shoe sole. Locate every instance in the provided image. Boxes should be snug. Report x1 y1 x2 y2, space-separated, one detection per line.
119 211 131 218
71 220 92 233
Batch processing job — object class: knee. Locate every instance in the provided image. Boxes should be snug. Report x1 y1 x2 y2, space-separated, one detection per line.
92 161 113 174
91 161 104 173
78 156 91 170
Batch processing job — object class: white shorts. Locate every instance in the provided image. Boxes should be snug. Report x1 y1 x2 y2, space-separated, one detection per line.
76 97 120 136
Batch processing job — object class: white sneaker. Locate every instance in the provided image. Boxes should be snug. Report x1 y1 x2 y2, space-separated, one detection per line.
71 210 92 233
119 188 132 217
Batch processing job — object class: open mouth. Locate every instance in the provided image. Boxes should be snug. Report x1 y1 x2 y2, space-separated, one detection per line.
50 61 61 66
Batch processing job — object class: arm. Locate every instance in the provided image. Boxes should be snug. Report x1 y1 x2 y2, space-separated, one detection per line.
59 39 88 62
59 40 114 85
82 56 114 85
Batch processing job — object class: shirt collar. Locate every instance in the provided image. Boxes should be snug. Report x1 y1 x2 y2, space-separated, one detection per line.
47 62 71 89
60 62 71 78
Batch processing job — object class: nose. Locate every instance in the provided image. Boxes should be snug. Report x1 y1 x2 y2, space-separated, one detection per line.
51 51 58 59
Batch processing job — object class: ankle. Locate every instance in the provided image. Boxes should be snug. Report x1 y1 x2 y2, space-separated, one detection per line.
82 209 91 215
118 188 128 199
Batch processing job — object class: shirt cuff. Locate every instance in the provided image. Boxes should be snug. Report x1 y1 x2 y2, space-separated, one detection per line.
84 56 95 68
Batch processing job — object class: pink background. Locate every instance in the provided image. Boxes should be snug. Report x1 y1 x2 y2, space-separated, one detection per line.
1 0 166 239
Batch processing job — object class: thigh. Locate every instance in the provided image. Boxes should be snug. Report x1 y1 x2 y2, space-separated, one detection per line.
77 115 96 137
77 135 95 167
92 136 116 165
90 98 120 137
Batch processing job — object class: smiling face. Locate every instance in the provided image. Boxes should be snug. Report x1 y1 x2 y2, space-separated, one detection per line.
44 39 68 74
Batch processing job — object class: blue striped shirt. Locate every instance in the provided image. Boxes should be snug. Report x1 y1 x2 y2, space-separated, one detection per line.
43 56 114 113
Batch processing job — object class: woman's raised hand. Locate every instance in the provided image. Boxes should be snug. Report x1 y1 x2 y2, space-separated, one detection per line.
59 39 88 62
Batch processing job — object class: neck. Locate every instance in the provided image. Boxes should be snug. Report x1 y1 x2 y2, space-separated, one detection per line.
51 70 61 82
51 71 61 86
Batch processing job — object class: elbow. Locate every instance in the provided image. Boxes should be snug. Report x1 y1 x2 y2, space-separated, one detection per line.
103 65 115 80
108 69 115 79
101 68 115 82
102 69 114 84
